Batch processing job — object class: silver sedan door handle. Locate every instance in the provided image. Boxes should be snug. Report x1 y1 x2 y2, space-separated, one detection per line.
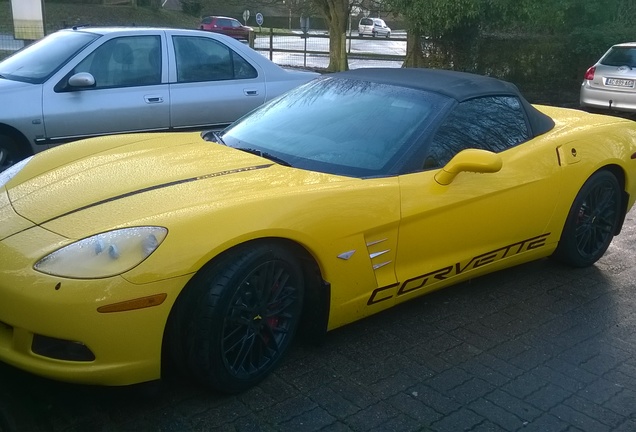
244 89 259 96
144 95 164 104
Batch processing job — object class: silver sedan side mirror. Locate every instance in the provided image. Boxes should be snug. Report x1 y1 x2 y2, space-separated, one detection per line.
68 72 96 88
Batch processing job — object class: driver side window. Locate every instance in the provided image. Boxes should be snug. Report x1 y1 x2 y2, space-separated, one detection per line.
73 36 161 88
425 96 529 169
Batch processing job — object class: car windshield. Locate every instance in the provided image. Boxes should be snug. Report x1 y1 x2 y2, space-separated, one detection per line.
0 30 99 84
221 76 449 177
601 47 636 68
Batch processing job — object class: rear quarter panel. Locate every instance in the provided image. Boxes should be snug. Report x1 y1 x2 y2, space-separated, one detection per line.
537 106 636 220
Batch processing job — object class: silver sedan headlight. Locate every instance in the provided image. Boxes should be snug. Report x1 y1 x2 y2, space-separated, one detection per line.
34 226 168 279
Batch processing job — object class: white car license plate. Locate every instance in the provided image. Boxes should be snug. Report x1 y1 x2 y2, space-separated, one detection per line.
606 78 635 88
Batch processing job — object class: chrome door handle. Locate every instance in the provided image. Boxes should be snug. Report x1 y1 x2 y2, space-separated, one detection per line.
144 95 164 103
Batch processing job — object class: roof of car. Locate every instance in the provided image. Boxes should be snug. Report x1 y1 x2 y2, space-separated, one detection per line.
64 26 230 38
334 68 519 102
65 26 175 35
334 68 555 137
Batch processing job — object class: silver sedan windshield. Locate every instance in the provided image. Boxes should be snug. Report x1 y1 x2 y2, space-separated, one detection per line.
0 30 98 83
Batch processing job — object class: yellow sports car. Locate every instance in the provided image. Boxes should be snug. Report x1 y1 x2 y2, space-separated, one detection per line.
1 68 636 393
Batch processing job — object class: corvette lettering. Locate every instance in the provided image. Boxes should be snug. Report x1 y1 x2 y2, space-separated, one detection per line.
367 233 550 305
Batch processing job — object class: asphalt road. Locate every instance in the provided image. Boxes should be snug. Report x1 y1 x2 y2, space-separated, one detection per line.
1 206 635 430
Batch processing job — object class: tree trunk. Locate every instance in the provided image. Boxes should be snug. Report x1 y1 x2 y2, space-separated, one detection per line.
324 0 349 72
402 29 427 68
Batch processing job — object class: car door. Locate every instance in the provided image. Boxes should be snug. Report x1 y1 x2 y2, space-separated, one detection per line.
216 18 234 37
387 96 564 305
168 33 266 129
227 19 244 39
373 20 384 35
42 33 170 142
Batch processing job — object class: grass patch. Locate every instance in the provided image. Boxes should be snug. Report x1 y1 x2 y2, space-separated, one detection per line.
0 1 288 34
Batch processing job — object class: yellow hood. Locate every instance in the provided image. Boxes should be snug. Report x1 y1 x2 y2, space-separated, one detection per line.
5 132 277 226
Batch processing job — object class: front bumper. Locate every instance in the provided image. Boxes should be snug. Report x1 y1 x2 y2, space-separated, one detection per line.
0 225 191 385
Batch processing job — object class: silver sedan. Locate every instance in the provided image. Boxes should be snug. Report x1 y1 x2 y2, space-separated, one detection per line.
0 27 318 171
580 42 636 112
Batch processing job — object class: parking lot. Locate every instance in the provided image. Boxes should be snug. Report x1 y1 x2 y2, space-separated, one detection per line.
1 206 635 431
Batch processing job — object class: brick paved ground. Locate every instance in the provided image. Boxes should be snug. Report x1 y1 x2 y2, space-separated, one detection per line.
1 208 635 432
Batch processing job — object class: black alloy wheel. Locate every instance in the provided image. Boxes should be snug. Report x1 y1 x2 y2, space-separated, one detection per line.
553 170 622 267
220 259 300 380
168 242 305 393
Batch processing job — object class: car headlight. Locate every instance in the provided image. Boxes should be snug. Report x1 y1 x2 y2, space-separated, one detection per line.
0 156 34 188
34 226 168 279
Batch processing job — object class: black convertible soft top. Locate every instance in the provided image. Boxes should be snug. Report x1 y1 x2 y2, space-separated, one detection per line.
334 68 555 138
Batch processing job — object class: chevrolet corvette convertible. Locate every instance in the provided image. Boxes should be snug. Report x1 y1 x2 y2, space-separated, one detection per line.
1 68 635 393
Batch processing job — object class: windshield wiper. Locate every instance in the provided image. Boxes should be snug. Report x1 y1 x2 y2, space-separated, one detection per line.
237 147 292 167
202 132 292 167
201 130 226 145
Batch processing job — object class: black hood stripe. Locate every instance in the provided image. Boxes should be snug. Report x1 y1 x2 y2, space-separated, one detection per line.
41 164 273 225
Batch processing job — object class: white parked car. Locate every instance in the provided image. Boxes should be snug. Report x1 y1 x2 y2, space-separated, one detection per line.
358 18 391 38
580 42 636 112
0 27 318 171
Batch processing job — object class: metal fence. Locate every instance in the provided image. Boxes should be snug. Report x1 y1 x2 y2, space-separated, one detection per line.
252 30 406 69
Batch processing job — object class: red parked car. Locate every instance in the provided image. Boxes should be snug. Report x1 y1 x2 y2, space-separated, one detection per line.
200 16 253 41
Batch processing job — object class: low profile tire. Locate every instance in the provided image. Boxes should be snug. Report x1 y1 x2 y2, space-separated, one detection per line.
170 243 305 393
552 170 622 267
0 133 28 172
